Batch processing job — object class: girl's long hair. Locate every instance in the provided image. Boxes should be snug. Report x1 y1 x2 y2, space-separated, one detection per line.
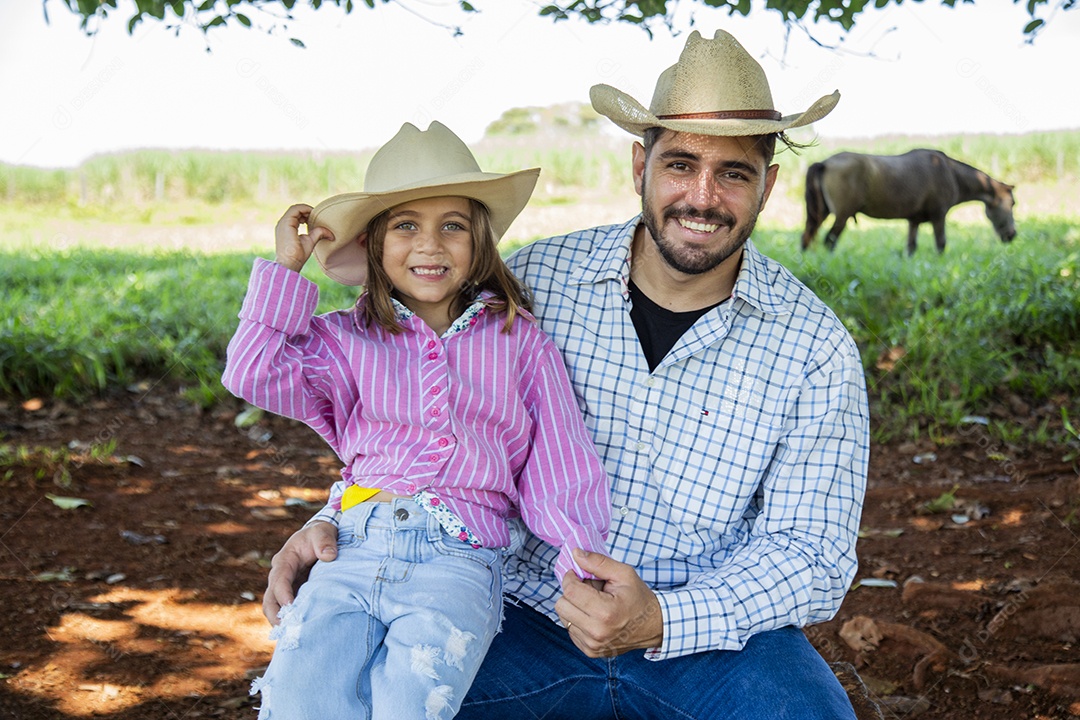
360 198 532 334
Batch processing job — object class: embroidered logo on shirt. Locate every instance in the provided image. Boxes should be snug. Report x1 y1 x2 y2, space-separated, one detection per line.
718 360 763 417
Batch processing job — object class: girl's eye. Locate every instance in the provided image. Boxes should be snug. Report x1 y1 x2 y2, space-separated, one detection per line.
394 221 417 231
443 222 467 232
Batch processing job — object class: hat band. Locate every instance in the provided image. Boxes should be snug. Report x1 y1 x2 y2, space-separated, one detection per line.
657 109 783 121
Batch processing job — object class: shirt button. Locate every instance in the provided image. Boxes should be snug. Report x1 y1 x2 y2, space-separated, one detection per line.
428 454 439 463
427 340 436 349
428 352 438 360
635 442 646 451
430 408 441 417
646 378 656 387
619 506 630 516
430 386 441 395
437 438 449 447
405 483 417 493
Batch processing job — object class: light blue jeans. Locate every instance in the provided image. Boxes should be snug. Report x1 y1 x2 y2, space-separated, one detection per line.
458 603 857 720
251 498 504 720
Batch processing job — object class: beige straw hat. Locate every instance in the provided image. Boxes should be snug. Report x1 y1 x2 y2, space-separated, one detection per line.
309 121 540 286
590 29 840 138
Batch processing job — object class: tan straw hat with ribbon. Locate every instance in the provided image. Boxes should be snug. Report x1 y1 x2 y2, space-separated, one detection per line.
590 29 839 138
309 121 540 286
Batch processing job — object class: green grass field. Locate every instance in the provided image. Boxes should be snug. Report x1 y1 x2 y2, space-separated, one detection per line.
2 128 1078 442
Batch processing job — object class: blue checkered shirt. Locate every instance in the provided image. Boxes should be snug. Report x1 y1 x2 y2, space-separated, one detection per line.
500 216 869 660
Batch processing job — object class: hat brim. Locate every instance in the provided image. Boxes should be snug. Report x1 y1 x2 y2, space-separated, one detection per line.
590 84 840 138
309 168 540 286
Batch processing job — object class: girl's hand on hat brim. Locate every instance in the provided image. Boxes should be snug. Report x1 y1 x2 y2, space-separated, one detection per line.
275 203 326 273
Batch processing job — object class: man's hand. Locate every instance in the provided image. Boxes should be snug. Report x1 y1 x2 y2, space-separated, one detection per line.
262 521 339 624
555 549 663 657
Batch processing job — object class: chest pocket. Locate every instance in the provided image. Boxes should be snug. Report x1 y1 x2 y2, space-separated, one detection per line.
652 372 786 533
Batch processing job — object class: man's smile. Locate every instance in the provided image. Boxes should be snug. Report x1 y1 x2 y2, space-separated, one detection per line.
676 217 721 234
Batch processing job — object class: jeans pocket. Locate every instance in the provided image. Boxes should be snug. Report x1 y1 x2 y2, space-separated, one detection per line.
434 534 502 570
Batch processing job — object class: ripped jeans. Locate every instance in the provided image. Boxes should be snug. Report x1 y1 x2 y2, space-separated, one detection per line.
251 498 505 720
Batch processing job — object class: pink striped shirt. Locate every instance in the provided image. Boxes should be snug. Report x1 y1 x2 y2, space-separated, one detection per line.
222 259 610 581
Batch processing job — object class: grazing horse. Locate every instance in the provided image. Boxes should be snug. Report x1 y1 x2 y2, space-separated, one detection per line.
801 149 1017 255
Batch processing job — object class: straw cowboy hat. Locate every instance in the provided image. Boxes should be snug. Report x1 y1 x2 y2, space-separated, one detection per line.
590 29 840 138
309 121 539 286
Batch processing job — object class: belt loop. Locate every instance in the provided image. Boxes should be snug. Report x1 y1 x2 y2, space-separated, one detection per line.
425 503 444 542
346 500 377 540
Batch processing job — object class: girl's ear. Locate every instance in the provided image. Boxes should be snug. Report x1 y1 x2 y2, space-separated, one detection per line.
355 231 368 248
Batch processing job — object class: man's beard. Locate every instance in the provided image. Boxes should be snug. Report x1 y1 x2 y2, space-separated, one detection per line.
641 177 761 276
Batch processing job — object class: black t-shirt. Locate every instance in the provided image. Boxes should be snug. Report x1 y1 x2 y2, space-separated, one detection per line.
629 279 726 372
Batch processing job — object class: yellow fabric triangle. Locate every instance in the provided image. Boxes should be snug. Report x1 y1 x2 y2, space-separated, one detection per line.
341 485 380 511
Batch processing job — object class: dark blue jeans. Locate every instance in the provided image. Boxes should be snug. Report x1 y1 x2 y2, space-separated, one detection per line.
458 602 856 720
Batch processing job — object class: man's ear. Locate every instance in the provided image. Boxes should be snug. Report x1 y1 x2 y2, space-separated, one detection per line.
631 142 647 198
759 163 780 210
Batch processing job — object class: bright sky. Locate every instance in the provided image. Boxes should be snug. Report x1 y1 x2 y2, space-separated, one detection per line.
3 1 1079 168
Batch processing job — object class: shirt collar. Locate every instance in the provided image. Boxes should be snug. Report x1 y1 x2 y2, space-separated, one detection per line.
568 216 638 292
732 239 794 317
354 291 493 336
388 289 490 338
568 215 792 317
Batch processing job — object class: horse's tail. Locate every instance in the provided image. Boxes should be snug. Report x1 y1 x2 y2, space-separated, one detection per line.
801 162 828 250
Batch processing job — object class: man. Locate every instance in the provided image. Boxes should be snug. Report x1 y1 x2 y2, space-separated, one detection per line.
265 29 869 719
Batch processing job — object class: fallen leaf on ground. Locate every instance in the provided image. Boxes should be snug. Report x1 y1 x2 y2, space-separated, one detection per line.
840 616 883 653
45 494 92 510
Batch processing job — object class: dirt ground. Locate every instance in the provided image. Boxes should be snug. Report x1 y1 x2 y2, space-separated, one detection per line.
1 384 1077 720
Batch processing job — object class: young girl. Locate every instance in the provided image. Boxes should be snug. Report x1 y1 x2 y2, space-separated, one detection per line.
222 121 611 720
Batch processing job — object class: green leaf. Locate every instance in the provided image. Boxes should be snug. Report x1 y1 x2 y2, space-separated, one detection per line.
34 568 77 582
234 405 264 428
1024 18 1044 33
236 12 251 26
922 485 959 514
460 1 476 11
289 37 306 48
46 494 93 510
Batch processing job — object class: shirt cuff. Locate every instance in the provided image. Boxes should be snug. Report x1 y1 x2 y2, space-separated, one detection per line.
239 258 320 337
304 481 346 529
304 509 341 529
646 586 737 661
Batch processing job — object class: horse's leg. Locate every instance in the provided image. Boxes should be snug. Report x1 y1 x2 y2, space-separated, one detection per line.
932 218 947 253
824 215 849 251
801 215 822 251
907 221 920 256
801 163 828 251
